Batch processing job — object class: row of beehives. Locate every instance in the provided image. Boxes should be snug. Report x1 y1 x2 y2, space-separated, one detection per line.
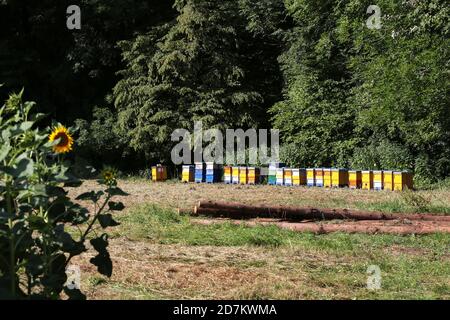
264 166 413 191
152 164 414 191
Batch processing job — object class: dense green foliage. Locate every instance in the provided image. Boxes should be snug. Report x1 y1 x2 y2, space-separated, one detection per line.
1 0 448 182
0 92 126 299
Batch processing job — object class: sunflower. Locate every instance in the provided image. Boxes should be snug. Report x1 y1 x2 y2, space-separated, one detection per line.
101 167 118 186
49 125 74 154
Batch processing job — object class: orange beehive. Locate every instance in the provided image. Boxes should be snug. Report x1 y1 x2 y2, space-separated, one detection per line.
152 165 168 182
224 166 233 184
248 167 260 185
315 168 324 187
323 168 332 188
348 170 362 189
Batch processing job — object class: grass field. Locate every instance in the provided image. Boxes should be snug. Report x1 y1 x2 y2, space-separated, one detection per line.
68 180 450 300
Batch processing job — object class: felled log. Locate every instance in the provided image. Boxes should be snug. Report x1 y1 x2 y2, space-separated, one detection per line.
193 218 450 235
195 201 450 222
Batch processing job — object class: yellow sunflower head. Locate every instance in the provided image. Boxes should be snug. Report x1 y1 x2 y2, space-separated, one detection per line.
101 167 118 186
49 125 74 154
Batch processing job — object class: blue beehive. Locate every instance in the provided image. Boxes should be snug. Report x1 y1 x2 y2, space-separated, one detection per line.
195 162 206 183
206 162 221 183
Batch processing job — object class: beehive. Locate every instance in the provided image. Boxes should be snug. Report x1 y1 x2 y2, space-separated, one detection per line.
292 168 307 186
232 167 240 184
362 171 373 190
315 168 324 187
248 167 260 185
394 171 414 191
323 168 332 188
284 168 293 186
181 165 194 183
152 165 167 182
331 169 349 188
276 168 285 186
268 163 284 185
383 171 394 191
224 166 233 184
239 167 248 185
373 170 384 191
195 162 206 183
306 168 315 187
206 162 221 183
348 170 362 189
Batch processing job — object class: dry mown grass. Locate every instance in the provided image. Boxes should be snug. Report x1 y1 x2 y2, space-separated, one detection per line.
73 239 449 300
66 180 450 300
68 179 450 214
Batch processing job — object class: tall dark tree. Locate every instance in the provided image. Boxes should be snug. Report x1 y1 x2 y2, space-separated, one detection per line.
0 0 175 123
112 0 285 162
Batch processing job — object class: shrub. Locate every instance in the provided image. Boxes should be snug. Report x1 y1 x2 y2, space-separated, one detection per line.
0 91 127 299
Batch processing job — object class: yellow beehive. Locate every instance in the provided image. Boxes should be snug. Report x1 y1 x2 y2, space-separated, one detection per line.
323 168 332 188
152 165 167 182
232 167 240 184
394 171 414 191
239 167 248 185
332 169 349 188
383 171 394 191
362 171 373 190
348 170 362 189
306 168 315 187
373 170 384 190
292 169 306 186
181 165 194 183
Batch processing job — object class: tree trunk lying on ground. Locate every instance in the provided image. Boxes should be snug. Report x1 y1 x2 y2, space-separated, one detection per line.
193 201 450 222
193 218 450 235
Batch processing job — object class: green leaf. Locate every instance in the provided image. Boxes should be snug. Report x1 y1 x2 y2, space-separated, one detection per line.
19 121 34 131
48 202 66 220
90 234 109 254
90 253 113 278
27 215 48 231
98 214 120 229
107 187 129 196
57 230 86 255
0 143 11 162
75 191 97 201
64 288 87 300
4 158 34 178
90 234 112 277
30 113 47 123
66 204 90 225
108 201 125 211
46 186 67 197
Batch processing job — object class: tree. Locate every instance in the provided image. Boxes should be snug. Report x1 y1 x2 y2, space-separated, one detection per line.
112 0 285 162
271 0 357 167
